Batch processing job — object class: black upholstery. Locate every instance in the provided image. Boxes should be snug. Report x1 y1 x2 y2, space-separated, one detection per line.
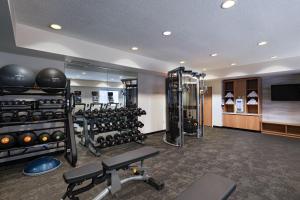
102 147 159 171
63 163 103 184
175 174 236 200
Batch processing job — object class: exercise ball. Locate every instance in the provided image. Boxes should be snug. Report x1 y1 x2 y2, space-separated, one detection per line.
36 68 66 93
0 64 35 93
23 156 61 176
0 135 16 149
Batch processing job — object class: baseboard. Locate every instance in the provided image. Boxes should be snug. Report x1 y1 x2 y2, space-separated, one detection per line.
144 130 166 135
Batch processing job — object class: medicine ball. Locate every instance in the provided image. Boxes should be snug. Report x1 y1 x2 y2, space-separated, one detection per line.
52 130 65 141
18 132 37 146
36 68 67 93
0 64 35 93
0 135 16 149
38 132 50 143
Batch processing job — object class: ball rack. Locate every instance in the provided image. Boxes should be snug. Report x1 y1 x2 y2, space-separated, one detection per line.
0 80 77 166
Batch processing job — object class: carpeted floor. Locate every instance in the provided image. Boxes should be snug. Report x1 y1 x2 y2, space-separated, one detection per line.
0 127 299 200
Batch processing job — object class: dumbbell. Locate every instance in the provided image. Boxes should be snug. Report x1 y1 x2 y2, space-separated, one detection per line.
137 133 146 141
52 130 65 141
54 111 64 118
38 132 51 143
17 111 29 122
113 134 124 145
1 112 14 122
97 136 108 148
43 111 55 120
18 132 37 146
135 121 144 128
57 99 64 104
0 134 16 149
105 135 116 146
121 133 132 143
128 131 139 141
50 99 58 104
32 111 43 121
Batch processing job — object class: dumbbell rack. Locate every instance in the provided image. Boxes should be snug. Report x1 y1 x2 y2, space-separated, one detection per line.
0 80 77 166
82 107 146 157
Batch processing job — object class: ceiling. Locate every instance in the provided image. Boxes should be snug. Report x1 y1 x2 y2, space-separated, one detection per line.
10 0 300 71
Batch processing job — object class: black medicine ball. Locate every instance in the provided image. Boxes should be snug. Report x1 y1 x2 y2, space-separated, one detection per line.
36 68 67 93
0 64 35 93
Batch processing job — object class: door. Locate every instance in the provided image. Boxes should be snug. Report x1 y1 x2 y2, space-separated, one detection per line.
200 87 212 127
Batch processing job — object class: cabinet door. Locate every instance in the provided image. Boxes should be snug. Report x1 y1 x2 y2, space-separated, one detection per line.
245 116 261 131
223 114 237 128
234 79 246 98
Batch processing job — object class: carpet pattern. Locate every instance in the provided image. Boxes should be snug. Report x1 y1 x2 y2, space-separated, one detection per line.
0 127 299 200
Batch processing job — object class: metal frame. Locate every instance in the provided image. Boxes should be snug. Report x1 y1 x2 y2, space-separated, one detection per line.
164 66 206 147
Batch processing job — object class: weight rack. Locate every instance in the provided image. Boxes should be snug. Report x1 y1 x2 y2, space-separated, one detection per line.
74 104 146 157
0 80 77 166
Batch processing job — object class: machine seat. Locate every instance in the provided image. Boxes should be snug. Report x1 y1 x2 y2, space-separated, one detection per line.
102 147 159 171
63 163 103 184
175 174 236 200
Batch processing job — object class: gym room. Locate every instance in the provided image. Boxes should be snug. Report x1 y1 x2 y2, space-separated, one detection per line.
0 0 299 199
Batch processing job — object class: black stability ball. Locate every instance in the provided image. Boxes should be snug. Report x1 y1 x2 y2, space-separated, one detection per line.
36 68 66 93
0 64 35 93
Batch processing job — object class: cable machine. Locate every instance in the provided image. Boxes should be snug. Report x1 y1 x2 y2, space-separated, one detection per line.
164 67 206 147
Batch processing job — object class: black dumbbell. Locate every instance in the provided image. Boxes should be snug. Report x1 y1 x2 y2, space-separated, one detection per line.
43 111 55 120
38 132 51 143
0 134 16 149
105 135 116 146
113 134 124 145
32 111 43 121
97 136 108 148
137 133 146 141
135 121 144 128
17 111 29 122
52 130 65 141
57 99 64 104
18 132 37 146
50 99 58 104
54 111 64 118
1 112 14 122
128 131 139 141
121 133 131 143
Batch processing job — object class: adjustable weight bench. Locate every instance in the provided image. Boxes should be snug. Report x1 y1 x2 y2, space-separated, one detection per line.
175 174 236 200
61 147 164 200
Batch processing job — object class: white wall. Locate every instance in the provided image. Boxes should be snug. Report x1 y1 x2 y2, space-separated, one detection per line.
138 72 166 133
207 79 223 127
262 74 300 124
0 51 64 72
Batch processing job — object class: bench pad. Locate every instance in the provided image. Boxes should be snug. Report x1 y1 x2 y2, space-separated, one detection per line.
176 174 236 200
63 163 103 184
102 147 159 171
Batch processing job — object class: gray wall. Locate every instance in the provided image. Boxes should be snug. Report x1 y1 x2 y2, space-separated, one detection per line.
262 74 300 124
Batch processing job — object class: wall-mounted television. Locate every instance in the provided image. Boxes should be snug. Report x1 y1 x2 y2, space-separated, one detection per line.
271 84 300 101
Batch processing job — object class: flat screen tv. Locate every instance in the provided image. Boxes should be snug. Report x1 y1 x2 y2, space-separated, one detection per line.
271 84 300 101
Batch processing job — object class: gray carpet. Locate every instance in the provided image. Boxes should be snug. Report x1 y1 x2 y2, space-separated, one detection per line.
0 127 299 200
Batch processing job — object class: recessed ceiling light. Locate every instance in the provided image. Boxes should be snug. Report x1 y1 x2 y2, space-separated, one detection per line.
221 0 236 9
271 56 278 59
210 53 218 57
258 41 268 46
131 46 139 51
49 24 62 30
231 63 237 66
203 68 207 71
82 72 86 75
180 61 185 64
162 31 172 36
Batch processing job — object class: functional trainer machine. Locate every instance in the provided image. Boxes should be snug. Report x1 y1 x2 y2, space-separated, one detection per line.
121 78 138 108
164 67 207 147
62 146 164 200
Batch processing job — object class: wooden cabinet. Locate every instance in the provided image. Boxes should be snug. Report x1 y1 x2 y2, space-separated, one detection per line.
223 114 261 131
262 121 300 139
223 77 262 131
